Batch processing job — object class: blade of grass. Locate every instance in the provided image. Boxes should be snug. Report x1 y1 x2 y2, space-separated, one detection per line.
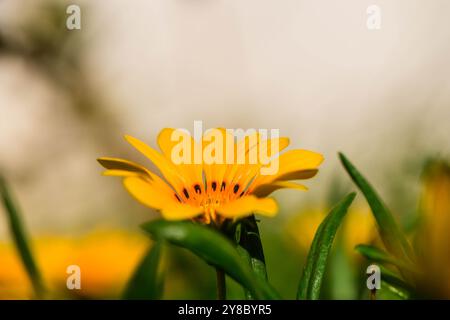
0 175 44 298
297 192 356 300
122 241 164 299
339 153 414 263
141 220 280 300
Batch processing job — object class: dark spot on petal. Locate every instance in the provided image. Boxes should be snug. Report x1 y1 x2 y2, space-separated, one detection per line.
194 184 201 194
221 182 226 191
233 184 240 194
183 188 190 199
212 181 217 191
174 194 181 202
239 191 245 197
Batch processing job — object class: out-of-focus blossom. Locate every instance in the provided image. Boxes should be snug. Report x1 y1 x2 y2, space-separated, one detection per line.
286 209 325 253
0 229 149 299
416 160 450 298
287 205 377 260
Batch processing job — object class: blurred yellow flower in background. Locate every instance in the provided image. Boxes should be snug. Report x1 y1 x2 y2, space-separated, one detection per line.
416 160 450 298
0 229 149 299
98 128 323 224
286 209 325 253
0 242 31 299
287 205 377 260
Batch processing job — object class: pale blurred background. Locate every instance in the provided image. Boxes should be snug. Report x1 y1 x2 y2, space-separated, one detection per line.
0 0 449 299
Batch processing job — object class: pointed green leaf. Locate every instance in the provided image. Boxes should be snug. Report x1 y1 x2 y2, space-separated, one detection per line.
235 245 253 299
339 153 414 263
237 215 268 299
355 244 417 274
123 241 164 299
380 281 410 300
297 192 356 300
0 175 44 298
378 265 415 294
141 220 280 300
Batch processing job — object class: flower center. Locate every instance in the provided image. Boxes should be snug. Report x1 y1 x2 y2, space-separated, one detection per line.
177 180 246 224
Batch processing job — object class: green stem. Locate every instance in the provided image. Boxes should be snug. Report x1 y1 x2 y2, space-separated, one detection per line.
370 289 377 300
215 267 226 300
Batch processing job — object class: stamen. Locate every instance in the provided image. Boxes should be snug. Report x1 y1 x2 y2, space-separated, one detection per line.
233 184 240 194
183 188 190 199
212 181 217 191
174 193 181 202
194 184 201 194
221 182 226 191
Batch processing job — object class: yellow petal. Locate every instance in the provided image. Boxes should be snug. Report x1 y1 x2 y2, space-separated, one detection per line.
230 137 291 192
272 169 318 181
124 135 186 192
252 181 308 198
217 195 278 219
158 128 203 192
256 137 290 161
97 157 150 176
202 128 233 186
102 169 140 177
123 176 179 210
157 128 184 158
252 149 324 187
160 202 204 221
97 158 177 189
124 176 202 220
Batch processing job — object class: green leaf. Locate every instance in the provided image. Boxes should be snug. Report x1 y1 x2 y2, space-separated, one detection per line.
380 280 410 300
378 265 415 294
122 241 165 299
141 220 280 300
297 192 356 300
237 215 268 300
357 245 417 296
338 153 414 263
0 175 44 298
355 244 416 274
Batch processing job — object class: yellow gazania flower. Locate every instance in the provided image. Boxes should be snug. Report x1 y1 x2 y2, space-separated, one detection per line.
98 128 323 223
